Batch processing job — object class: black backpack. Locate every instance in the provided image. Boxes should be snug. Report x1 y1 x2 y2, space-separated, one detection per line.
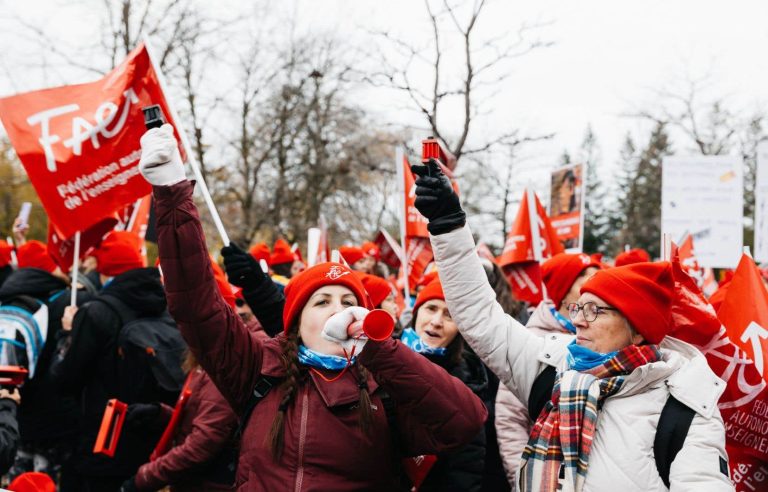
95 295 187 404
528 365 697 487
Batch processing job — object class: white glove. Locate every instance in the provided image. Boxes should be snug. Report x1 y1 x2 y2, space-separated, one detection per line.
321 306 369 355
139 124 186 186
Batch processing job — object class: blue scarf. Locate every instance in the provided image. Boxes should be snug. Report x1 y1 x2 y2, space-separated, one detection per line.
400 328 447 356
298 344 354 371
549 306 577 334
566 339 618 371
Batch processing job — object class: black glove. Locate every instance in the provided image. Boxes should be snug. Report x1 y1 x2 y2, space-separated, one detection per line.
120 475 138 492
124 403 161 431
410 158 466 235
221 242 270 291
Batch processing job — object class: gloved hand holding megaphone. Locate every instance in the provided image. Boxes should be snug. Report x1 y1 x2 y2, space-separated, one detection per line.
321 307 395 357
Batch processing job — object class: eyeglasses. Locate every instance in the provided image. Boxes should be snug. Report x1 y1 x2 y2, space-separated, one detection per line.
567 302 619 322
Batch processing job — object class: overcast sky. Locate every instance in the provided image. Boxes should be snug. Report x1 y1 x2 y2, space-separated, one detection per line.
2 0 767 205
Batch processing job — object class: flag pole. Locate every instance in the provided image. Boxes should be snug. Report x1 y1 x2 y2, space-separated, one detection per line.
396 147 410 302
142 35 230 246
70 231 80 307
526 187 543 262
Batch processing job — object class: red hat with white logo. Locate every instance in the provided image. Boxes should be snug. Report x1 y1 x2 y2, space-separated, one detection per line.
541 253 602 307
282 262 371 334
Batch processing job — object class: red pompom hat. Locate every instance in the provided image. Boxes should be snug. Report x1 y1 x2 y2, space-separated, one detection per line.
92 231 144 277
614 248 651 267
413 279 445 314
16 240 57 273
355 272 393 308
270 239 297 266
361 241 380 261
0 240 13 268
249 242 271 265
580 261 674 344
339 246 364 266
541 253 602 307
282 262 371 334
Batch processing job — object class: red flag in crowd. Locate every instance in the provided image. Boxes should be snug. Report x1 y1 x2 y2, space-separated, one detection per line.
497 189 564 304
669 248 768 488
373 229 403 270
46 216 119 272
0 43 181 238
718 254 768 380
401 153 434 290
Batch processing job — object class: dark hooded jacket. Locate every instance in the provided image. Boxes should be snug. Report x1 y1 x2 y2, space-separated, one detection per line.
0 268 82 443
53 267 174 478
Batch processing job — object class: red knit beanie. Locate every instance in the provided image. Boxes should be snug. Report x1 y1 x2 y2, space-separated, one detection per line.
615 248 651 267
542 253 601 307
356 272 393 308
16 240 57 273
339 246 364 266
92 231 144 277
0 240 13 268
361 241 380 261
270 239 296 266
580 261 674 344
413 279 445 314
249 242 271 265
282 262 371 334
416 270 439 290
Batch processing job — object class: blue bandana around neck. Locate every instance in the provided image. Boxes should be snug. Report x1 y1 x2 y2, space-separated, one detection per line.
298 344 355 371
566 339 618 372
400 328 447 357
549 306 577 334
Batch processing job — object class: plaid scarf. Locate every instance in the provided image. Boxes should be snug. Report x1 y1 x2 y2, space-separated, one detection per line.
519 343 662 492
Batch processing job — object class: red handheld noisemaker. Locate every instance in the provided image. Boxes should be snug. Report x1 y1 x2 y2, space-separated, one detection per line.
93 399 127 457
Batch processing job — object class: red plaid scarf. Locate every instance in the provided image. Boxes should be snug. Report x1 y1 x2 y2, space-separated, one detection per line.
519 343 662 492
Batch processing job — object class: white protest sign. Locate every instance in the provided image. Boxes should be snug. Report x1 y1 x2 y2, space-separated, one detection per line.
755 142 768 263
661 155 743 268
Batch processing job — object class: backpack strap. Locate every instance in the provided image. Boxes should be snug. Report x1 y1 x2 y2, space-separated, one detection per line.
235 375 281 438
654 395 695 488
527 365 557 421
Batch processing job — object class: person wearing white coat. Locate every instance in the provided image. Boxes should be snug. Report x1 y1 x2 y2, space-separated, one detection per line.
409 158 733 492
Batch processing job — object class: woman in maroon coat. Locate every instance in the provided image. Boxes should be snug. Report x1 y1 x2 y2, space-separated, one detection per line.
139 126 487 491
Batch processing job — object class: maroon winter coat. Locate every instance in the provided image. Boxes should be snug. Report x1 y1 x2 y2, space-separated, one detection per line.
135 368 237 491
154 181 488 491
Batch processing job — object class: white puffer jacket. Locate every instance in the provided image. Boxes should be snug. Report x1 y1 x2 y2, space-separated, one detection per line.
431 225 734 492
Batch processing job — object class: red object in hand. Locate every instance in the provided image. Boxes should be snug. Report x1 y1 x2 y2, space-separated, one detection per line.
421 137 456 171
0 366 28 387
346 309 395 342
93 399 127 457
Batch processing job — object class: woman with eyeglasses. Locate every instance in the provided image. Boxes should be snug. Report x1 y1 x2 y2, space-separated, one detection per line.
409 158 732 491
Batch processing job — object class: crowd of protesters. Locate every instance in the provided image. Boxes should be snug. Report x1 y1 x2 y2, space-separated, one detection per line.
0 123 740 491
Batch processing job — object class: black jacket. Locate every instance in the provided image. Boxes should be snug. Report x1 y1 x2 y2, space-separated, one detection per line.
0 265 13 289
419 348 488 492
0 268 82 443
53 267 172 478
0 398 19 475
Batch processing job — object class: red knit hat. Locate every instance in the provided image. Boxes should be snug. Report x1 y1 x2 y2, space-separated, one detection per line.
355 271 393 308
615 248 651 267
249 242 271 265
361 241 380 261
282 262 371 334
92 231 144 277
210 257 236 308
339 246 365 266
413 279 445 314
416 270 439 290
16 240 57 273
270 239 297 266
542 253 601 307
0 240 13 268
580 261 674 344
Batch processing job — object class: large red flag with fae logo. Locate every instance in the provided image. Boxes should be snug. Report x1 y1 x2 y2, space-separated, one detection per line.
0 43 180 238
497 189 563 304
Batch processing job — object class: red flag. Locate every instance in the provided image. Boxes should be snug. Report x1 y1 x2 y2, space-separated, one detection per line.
403 155 430 239
669 250 768 481
47 216 119 272
406 237 434 290
0 43 181 238
373 229 403 270
498 189 563 304
125 194 152 265
718 254 768 380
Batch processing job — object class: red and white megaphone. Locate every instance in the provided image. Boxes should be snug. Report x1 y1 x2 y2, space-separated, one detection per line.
347 309 395 342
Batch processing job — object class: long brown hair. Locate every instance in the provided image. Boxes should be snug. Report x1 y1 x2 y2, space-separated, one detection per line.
266 325 374 460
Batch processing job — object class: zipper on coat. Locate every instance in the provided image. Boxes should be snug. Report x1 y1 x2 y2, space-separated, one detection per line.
294 384 310 492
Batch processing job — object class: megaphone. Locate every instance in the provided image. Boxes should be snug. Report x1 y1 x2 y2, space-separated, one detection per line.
347 309 395 342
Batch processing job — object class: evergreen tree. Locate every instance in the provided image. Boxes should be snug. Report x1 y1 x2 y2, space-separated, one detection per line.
579 125 610 254
614 122 672 259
